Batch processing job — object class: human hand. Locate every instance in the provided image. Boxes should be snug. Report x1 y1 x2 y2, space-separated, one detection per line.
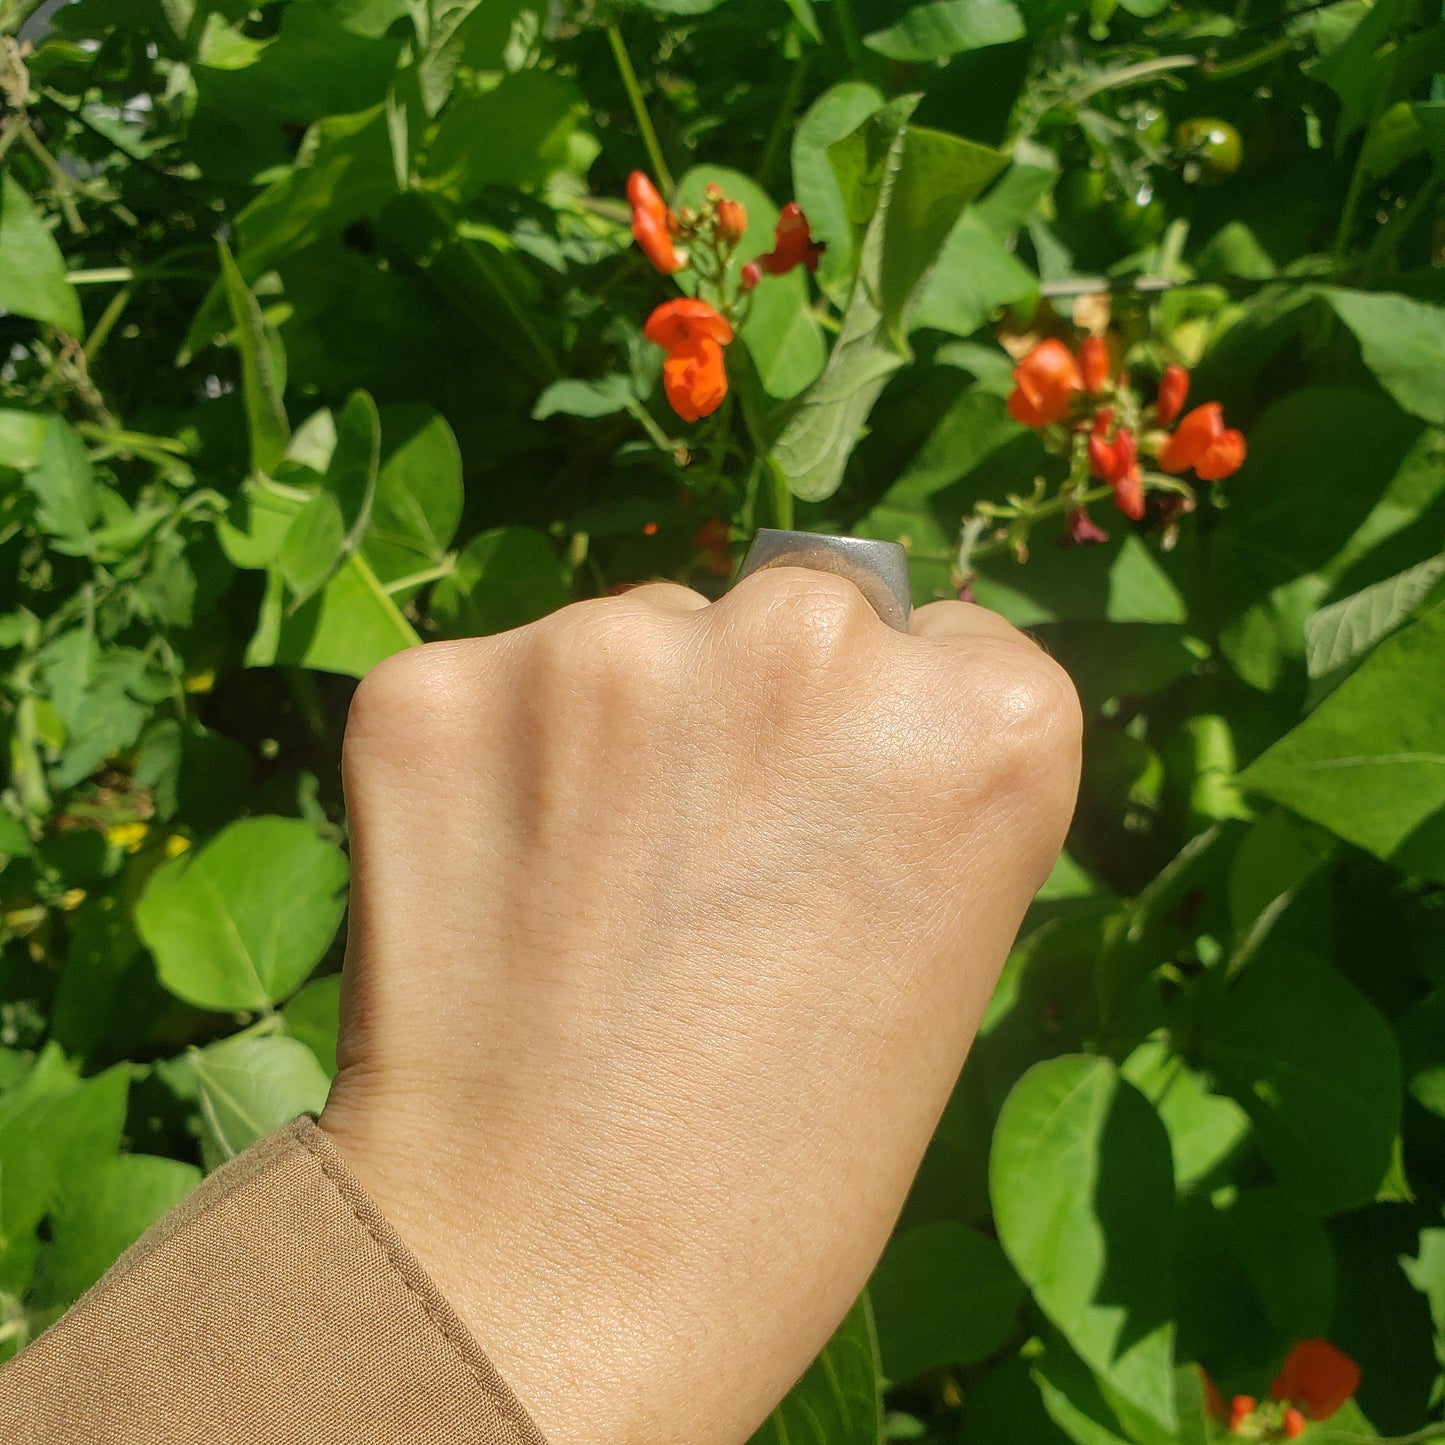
318 568 1080 1445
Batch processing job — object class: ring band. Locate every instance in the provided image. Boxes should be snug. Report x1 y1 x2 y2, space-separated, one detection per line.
734 530 913 633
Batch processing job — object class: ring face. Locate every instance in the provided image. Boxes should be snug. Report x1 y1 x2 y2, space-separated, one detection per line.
734 529 913 632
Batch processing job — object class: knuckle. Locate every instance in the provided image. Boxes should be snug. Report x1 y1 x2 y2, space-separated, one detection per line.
976 642 1083 809
725 566 878 671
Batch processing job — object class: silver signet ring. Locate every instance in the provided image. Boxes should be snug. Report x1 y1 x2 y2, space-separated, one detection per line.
733 529 913 634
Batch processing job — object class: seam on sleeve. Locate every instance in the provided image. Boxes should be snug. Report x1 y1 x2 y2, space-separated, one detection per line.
297 1126 540 1445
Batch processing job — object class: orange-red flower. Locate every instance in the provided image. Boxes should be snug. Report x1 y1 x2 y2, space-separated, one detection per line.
1157 401 1247 481
1229 1395 1256 1435
1283 1407 1307 1439
1079 335 1110 394
1271 1340 1361 1421
628 170 685 274
741 261 762 290
644 298 734 351
1007 339 1082 428
758 202 824 275
1157 364 1189 425
663 340 728 423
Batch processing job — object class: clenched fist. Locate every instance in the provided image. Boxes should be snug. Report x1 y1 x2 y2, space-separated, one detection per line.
318 568 1080 1445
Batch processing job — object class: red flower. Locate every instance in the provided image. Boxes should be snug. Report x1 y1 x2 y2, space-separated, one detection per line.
757 202 824 275
1283 1407 1307 1440
663 340 728 423
1157 402 1247 481
1079 335 1110 394
628 170 685 274
1157 364 1189 426
1229 1395 1256 1435
1007 339 1082 428
1061 506 1109 546
741 261 762 290
644 298 735 351
1271 1340 1361 1421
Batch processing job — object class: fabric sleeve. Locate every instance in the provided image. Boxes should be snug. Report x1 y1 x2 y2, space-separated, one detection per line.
0 1115 549 1445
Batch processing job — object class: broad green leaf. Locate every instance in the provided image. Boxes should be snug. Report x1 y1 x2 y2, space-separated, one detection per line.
0 176 83 335
425 69 588 199
1305 554 1445 683
23 416 97 544
991 1055 1177 1431
957 1356 1073 1445
363 405 464 589
1200 949 1400 1215
675 166 825 401
1322 289 1445 427
414 0 541 113
864 0 1025 62
283 973 343 1077
1241 601 1445 874
329 390 382 547
0 409 50 473
911 213 1038 337
748 1293 883 1445
431 527 568 638
186 1034 331 1163
533 375 635 420
1120 1041 1249 1191
772 102 1006 501
792 82 887 303
0 1047 128 1246
869 1221 1024 1381
279 491 346 604
1402 1220 1445 1392
33 1154 200 1306
217 238 290 475
135 817 349 1011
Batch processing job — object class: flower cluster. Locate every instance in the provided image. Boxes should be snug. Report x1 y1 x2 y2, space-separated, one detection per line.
1002 335 1246 548
625 170 822 423
1203 1340 1361 1441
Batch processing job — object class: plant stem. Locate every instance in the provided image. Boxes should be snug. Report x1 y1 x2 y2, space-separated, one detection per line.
756 52 809 189
1330 140 1371 275
832 0 868 77
19 122 82 233
606 22 672 194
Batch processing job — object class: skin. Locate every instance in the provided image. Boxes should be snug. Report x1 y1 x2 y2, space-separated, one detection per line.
319 566 1082 1445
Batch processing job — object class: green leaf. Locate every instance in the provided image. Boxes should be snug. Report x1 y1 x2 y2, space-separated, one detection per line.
186 1034 332 1163
1241 601 1445 874
1322 289 1445 427
771 102 1006 501
533 375 636 420
1120 1041 1249 1192
282 973 343 1077
675 166 825 401
414 0 543 114
33 1153 201 1306
0 1047 128 1246
431 527 568 638
748 1293 883 1445
0 409 51 473
1305 553 1445 684
279 491 346 604
425 69 588 199
911 213 1038 337
792 82 887 303
864 0 1025 62
0 176 82 335
869 1221 1024 1381
328 390 382 548
1200 949 1400 1215
362 405 464 589
216 238 290 475
23 416 97 544
135 817 349 1011
991 1055 1177 1431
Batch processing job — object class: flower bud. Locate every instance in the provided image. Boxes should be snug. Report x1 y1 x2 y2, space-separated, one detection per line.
741 260 762 291
715 196 748 246
1283 1407 1307 1440
1157 363 1189 425
1078 335 1110 394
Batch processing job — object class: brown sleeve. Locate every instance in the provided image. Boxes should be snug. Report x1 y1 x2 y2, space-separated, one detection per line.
0 1116 548 1445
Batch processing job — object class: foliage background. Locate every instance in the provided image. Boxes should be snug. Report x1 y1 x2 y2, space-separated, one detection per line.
2 0 1445 1439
